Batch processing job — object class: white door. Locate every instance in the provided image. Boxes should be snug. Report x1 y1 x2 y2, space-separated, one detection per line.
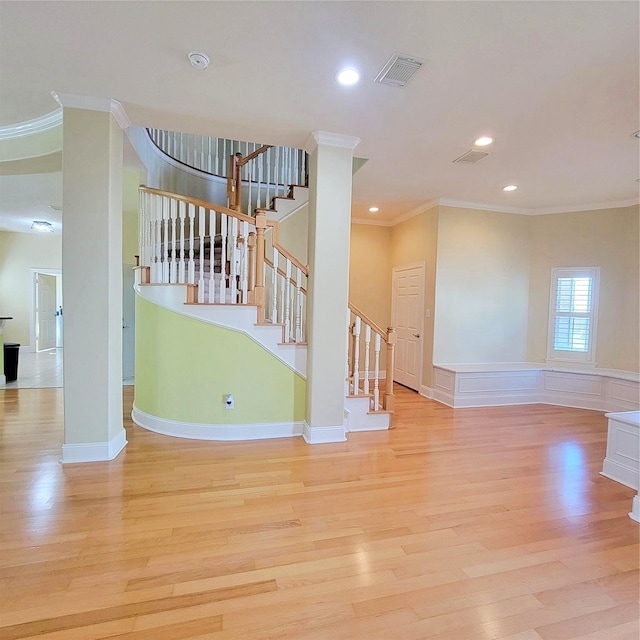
392 264 425 391
36 273 57 351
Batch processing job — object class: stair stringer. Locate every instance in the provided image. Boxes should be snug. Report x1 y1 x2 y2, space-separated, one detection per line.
269 185 309 222
344 395 392 431
135 283 306 377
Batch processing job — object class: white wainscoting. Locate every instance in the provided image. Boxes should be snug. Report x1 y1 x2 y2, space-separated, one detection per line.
433 363 639 412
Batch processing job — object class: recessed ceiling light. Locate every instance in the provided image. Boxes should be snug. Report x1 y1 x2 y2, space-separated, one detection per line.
188 51 210 70
337 67 360 86
474 136 493 146
502 185 518 192
368 206 379 213
32 220 53 232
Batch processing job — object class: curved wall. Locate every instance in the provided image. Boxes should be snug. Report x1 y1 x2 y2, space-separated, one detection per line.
134 295 306 436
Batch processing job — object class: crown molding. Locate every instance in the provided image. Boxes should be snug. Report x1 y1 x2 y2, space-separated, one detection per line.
51 92 131 130
351 217 395 227
533 198 640 215
305 131 361 153
438 197 640 216
0 109 62 140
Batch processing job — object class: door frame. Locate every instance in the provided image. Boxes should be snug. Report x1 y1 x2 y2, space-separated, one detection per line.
30 268 62 352
391 262 425 391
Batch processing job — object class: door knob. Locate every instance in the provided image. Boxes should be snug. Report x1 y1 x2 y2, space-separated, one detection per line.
413 333 420 338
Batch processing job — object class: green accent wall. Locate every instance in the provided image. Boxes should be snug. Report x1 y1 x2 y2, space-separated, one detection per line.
134 295 306 424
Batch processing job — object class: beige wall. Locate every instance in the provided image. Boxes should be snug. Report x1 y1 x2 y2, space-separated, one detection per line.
0 231 62 345
122 168 143 266
390 207 438 388
527 205 640 371
433 206 532 366
350 223 392 330
277 204 308 266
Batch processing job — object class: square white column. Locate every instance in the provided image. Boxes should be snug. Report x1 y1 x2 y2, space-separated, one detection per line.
59 100 128 462
304 132 360 443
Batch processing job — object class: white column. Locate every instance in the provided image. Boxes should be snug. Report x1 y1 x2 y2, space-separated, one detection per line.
303 131 360 443
57 95 129 463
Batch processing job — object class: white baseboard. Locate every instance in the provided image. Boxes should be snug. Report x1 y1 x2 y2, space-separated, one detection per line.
419 385 434 399
132 405 304 441
302 421 347 444
0 374 5 385
61 428 127 464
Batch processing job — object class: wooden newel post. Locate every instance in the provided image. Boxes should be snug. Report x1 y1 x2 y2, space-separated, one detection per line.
254 211 267 322
227 153 243 211
384 327 397 411
247 231 256 304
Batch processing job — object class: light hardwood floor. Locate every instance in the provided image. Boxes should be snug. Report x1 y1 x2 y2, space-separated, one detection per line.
0 386 638 639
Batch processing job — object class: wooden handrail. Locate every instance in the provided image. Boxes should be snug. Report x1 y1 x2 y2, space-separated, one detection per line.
237 145 273 166
262 216 309 275
348 302 387 340
139 186 255 226
264 257 308 294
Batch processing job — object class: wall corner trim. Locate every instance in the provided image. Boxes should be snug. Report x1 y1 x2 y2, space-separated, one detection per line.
61 428 127 464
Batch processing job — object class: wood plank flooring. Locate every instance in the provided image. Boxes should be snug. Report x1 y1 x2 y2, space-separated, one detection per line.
0 386 638 639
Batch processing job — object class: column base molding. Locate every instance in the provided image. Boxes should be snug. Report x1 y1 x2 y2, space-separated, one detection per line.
303 421 347 444
61 428 127 464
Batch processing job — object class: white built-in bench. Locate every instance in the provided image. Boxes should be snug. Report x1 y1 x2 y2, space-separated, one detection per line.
432 363 639 413
601 410 639 522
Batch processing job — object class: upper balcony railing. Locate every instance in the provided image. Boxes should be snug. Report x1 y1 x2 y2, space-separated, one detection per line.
147 129 308 217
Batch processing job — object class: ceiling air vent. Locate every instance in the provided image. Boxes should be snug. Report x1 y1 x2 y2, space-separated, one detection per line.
374 54 425 87
453 150 489 164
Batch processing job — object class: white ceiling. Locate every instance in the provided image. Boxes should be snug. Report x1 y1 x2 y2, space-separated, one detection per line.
0 1 638 229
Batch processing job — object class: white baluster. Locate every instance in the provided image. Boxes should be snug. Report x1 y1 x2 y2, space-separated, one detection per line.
208 209 216 303
138 190 145 267
274 146 280 196
229 216 238 303
284 259 292 342
271 248 279 322
241 221 248 303
197 206 205 303
153 195 161 282
188 203 195 284
295 267 302 342
178 200 186 283
218 212 227 303
374 333 381 410
170 199 178 283
364 324 371 397
266 149 271 208
353 316 361 395
207 137 212 173
162 198 170 283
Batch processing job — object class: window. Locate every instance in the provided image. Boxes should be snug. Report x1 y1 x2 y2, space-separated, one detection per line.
547 267 599 364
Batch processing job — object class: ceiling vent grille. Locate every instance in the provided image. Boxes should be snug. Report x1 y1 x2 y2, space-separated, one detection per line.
453 150 489 164
374 54 425 87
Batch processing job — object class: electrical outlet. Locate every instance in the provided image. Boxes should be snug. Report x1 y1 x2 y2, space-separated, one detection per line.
224 394 234 410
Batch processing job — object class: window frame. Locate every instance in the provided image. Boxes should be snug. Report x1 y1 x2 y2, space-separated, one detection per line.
546 267 600 366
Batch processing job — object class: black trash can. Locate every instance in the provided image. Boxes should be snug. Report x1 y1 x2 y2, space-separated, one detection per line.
3 342 20 382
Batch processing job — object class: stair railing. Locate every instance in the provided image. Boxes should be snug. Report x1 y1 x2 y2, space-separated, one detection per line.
146 129 307 217
139 186 307 343
348 304 396 412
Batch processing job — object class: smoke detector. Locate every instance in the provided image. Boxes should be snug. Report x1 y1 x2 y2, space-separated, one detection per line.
374 53 425 87
188 51 210 70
